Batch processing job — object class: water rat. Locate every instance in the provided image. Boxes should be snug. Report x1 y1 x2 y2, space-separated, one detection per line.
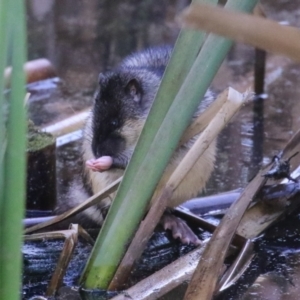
62 47 216 244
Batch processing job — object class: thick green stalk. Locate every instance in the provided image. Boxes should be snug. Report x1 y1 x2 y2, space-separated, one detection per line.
0 0 9 214
81 0 257 289
0 0 27 298
0 0 9 295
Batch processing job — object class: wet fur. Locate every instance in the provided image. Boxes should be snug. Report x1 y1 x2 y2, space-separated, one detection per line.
59 46 216 225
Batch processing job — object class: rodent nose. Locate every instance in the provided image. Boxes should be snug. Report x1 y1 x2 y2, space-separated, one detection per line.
92 134 126 159
92 139 104 158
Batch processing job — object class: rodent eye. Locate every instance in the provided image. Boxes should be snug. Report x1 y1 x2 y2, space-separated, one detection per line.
110 119 119 128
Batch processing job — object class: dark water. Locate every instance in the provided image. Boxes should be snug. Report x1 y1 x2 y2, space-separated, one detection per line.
25 0 300 299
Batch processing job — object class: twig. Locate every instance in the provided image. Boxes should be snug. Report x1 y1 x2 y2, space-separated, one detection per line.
179 3 300 62
24 177 122 234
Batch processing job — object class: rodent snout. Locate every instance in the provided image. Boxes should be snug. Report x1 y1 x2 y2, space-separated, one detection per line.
91 133 125 159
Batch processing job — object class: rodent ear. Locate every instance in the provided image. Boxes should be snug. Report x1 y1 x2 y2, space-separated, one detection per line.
126 78 142 103
98 73 105 84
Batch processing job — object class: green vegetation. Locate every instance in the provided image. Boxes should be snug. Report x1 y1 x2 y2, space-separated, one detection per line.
0 0 27 299
27 121 54 152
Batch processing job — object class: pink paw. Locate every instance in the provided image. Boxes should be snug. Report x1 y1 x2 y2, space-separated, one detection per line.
86 156 113 172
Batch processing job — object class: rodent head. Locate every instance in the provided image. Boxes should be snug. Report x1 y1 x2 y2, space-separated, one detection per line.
91 69 160 168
